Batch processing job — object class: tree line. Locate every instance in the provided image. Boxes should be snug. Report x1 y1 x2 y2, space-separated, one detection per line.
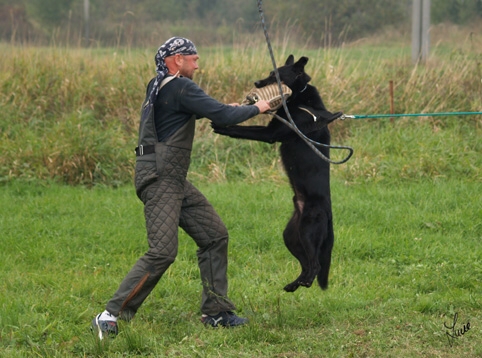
1 0 481 46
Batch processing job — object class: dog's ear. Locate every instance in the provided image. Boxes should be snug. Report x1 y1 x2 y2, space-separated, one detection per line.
285 55 295 66
294 56 309 70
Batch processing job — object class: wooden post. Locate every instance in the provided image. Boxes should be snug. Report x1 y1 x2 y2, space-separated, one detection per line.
389 80 395 123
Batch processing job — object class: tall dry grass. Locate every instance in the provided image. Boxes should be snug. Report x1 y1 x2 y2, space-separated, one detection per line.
0 25 481 185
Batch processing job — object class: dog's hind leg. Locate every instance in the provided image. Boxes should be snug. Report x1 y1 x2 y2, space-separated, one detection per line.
297 200 327 287
282 209 306 292
282 196 326 292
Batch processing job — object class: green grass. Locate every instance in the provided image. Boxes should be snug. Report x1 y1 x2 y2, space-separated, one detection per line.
0 178 480 357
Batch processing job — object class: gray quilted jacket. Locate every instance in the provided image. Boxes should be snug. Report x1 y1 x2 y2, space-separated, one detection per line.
134 76 259 196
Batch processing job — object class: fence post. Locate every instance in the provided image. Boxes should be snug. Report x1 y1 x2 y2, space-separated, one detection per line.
84 0 90 43
389 80 395 123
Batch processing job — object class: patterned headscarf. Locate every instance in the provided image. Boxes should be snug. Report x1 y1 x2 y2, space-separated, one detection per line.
148 37 198 103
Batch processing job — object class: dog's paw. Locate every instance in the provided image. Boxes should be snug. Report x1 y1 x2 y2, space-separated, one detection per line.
283 281 301 292
284 275 316 292
211 123 228 134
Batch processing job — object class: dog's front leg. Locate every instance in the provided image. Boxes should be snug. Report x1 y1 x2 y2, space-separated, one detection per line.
212 124 277 143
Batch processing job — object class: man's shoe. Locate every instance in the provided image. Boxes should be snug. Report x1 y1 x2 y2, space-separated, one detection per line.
201 311 248 328
91 313 118 339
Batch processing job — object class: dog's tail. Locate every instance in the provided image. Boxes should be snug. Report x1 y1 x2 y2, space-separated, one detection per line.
317 220 334 290
317 261 330 290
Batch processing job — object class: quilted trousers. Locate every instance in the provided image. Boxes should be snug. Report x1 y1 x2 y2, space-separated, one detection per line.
105 178 236 320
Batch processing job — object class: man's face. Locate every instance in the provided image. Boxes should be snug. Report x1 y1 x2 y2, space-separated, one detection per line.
179 54 199 79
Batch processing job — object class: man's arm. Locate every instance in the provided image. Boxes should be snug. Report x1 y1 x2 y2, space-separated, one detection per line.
179 79 269 127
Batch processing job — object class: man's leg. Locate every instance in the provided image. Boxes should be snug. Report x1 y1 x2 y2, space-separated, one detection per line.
105 178 183 320
179 180 237 316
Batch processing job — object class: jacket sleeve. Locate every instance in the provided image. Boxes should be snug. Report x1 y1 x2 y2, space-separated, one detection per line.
178 79 260 127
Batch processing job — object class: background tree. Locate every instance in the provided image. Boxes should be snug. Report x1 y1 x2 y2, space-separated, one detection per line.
1 0 480 46
265 0 410 45
432 0 482 24
25 0 75 31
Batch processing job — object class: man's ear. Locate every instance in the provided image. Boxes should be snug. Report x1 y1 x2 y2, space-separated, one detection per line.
174 53 184 67
164 54 184 74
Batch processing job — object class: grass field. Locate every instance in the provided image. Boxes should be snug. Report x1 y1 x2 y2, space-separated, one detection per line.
0 178 480 357
0 23 481 357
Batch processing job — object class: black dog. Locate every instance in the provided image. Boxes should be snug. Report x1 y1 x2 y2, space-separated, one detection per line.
213 55 341 292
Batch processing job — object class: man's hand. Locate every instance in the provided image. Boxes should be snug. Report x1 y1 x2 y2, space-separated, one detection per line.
254 100 271 113
228 100 270 113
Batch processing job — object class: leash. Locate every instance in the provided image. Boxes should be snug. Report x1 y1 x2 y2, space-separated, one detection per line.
256 0 353 165
341 111 482 120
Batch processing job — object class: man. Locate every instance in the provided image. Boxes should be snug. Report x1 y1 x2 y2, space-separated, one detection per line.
92 37 270 339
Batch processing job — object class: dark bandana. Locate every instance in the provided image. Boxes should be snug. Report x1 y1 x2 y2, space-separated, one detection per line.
148 37 197 103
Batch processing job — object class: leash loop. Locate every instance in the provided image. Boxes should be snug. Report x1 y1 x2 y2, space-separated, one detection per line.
257 0 352 165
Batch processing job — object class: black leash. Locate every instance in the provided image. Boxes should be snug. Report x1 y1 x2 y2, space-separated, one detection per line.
256 0 353 164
